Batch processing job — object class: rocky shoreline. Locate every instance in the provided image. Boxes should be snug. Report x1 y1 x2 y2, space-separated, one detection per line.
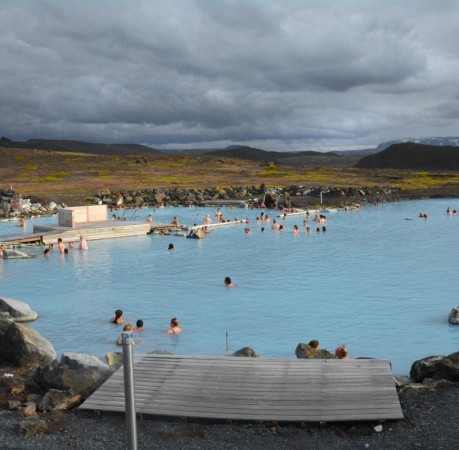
1 298 459 449
3 184 456 221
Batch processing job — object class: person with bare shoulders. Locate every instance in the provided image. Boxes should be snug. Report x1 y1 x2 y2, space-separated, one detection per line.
171 216 180 226
57 238 66 253
117 323 135 345
111 309 125 324
308 340 320 350
165 317 182 334
79 235 88 250
133 319 144 332
293 224 299 236
224 277 234 287
335 345 349 360
147 214 153 222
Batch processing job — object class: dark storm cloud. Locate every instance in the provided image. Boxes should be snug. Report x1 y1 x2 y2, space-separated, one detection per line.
0 0 458 151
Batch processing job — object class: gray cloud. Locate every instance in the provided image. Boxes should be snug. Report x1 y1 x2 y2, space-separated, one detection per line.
0 0 458 151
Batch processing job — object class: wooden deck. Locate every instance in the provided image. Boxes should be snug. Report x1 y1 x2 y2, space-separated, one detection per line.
1 221 161 245
185 219 247 231
80 355 403 423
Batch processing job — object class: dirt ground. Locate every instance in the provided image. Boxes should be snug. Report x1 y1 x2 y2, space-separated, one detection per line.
1 377 458 449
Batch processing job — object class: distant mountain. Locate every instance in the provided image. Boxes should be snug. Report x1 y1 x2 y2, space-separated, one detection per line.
376 137 459 151
207 145 360 168
332 148 380 157
0 137 163 156
355 142 459 170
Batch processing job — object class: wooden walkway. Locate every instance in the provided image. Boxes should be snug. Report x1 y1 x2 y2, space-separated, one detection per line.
1 221 161 245
80 355 403 423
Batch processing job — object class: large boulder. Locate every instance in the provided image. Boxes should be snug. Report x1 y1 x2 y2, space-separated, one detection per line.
38 389 81 412
105 351 123 371
448 307 459 324
231 347 259 357
0 322 56 366
34 353 112 399
154 193 167 205
295 343 337 359
431 352 459 381
60 352 111 373
409 354 459 382
0 317 13 335
0 297 38 322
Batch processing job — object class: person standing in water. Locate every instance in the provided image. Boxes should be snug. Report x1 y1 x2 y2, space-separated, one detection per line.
111 309 125 324
165 318 182 334
79 235 88 250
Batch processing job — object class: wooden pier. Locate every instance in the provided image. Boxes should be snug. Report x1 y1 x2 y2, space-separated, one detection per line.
80 355 403 423
0 221 161 246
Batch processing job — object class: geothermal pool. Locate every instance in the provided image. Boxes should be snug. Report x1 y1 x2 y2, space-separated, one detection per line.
1 199 458 375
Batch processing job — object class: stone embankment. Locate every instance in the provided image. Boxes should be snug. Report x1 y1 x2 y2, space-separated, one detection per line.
0 188 63 220
88 185 403 209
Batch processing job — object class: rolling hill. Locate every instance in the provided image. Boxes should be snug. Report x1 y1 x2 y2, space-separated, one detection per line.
355 143 459 170
0 137 162 156
207 146 360 168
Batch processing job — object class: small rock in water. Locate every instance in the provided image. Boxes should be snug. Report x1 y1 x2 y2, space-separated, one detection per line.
374 424 383 433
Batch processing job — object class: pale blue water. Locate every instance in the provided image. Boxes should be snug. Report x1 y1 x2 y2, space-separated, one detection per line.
1 199 458 375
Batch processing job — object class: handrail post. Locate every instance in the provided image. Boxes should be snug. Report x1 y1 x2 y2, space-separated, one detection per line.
122 331 137 450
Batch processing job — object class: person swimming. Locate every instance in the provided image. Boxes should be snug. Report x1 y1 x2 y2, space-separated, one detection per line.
224 277 234 287
168 243 174 251
111 309 125 324
335 345 349 360
165 317 182 334
133 319 144 332
117 323 134 345
57 238 66 253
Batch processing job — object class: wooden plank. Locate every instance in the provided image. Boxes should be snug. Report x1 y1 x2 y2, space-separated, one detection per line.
80 355 403 422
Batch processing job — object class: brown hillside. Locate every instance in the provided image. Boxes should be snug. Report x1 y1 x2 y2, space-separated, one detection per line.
2 145 459 206
209 146 359 167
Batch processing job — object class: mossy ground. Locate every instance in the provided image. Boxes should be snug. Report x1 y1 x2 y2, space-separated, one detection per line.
1 146 459 205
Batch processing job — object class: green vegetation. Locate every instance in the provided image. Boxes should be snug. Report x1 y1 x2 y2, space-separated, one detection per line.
33 176 65 182
156 176 195 183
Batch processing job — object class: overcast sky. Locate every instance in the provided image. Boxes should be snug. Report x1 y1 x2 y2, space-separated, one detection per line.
1 0 458 152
